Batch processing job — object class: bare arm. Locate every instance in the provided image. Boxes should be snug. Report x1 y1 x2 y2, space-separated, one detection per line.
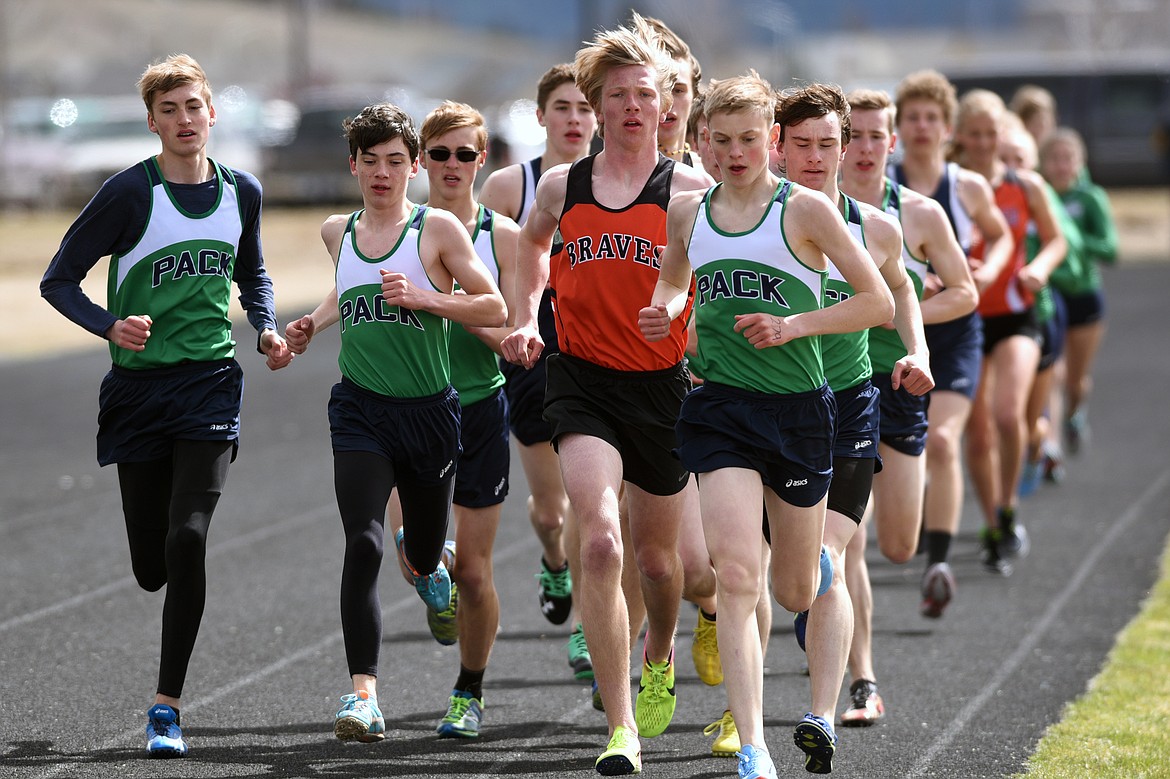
500 165 568 368
866 208 933 395
959 170 1012 292
1016 169 1067 291
907 195 978 326
284 214 347 354
478 163 524 221
464 214 521 354
641 190 703 342
411 209 506 327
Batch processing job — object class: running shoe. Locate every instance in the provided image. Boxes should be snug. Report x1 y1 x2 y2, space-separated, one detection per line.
394 528 451 613
703 709 741 757
591 679 605 712
634 646 677 737
691 609 722 686
428 581 459 645
920 562 956 619
537 557 573 625
736 744 778 779
793 712 837 774
145 704 187 758
979 528 1012 577
793 610 809 652
568 622 594 680
817 544 834 597
1018 457 1042 498
998 508 1030 559
334 690 385 743
1065 410 1090 456
1042 443 1066 484
437 689 483 738
595 725 641 775
839 678 885 727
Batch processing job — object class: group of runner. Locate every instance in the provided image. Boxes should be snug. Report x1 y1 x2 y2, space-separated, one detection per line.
41 12 1116 779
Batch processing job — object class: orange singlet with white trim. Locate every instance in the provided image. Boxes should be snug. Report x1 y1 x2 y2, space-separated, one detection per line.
552 153 693 371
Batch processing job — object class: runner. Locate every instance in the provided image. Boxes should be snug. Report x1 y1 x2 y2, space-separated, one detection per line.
890 70 1013 579
281 102 505 745
479 63 597 681
838 88 976 727
642 74 893 779
500 24 711 775
39 54 293 758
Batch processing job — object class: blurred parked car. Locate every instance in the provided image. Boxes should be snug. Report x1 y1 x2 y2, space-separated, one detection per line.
260 85 441 205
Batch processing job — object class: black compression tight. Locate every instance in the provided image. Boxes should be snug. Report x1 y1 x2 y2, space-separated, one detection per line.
117 439 233 699
333 450 453 677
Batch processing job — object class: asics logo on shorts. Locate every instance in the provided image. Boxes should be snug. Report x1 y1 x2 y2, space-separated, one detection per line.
440 459 454 478
209 423 231 431
854 439 873 450
786 478 809 488
494 477 506 496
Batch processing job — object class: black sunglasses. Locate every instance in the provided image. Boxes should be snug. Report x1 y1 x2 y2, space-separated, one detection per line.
426 147 480 163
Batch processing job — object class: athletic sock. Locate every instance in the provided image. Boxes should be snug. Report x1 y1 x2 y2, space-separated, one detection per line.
455 665 485 700
699 608 716 622
924 530 952 565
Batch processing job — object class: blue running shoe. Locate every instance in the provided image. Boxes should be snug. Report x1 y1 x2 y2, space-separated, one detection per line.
793 713 837 774
591 678 605 712
1018 457 1042 498
817 545 833 597
145 704 187 758
334 690 385 743
394 528 451 613
437 689 484 738
736 744 778 779
793 610 808 652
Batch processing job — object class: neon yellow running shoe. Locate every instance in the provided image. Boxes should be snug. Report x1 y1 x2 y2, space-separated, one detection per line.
634 646 676 738
691 609 722 686
703 709 740 757
595 724 641 775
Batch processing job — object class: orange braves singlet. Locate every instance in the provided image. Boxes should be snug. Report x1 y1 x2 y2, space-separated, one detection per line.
972 169 1033 317
551 153 694 371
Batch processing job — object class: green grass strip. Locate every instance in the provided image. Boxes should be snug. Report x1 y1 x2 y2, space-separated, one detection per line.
1019 534 1170 777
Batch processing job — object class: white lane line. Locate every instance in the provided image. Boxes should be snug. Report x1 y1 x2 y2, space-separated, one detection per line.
30 530 544 779
906 469 1170 778
0 504 334 634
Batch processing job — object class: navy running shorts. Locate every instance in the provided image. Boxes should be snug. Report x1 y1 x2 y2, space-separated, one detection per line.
97 358 242 466
1038 290 1068 371
925 311 983 399
1059 287 1106 328
453 387 510 508
677 381 835 508
328 378 461 487
830 379 882 466
871 371 928 457
543 352 691 497
501 288 559 446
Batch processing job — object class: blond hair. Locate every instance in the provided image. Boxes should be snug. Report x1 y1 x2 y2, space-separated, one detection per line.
137 54 211 113
895 69 958 127
630 12 701 93
574 25 677 136
704 71 774 125
420 100 487 151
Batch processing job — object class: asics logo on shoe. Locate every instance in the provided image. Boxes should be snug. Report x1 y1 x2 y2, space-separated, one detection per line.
786 478 808 488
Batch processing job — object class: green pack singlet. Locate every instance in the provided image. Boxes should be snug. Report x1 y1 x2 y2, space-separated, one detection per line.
335 206 451 398
687 180 827 395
